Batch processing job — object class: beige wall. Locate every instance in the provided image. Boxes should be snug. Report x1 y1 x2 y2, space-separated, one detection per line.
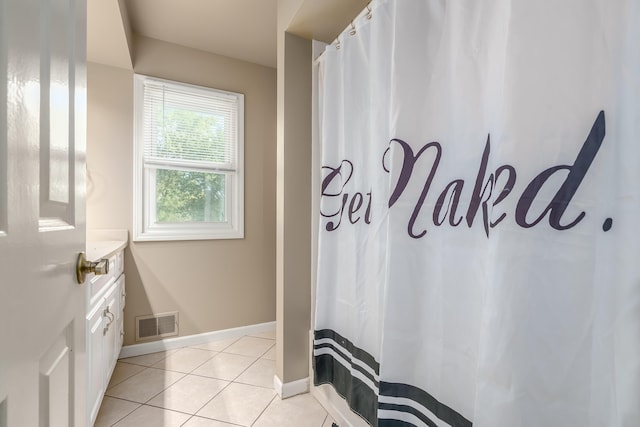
87 36 277 346
87 63 133 230
275 32 312 384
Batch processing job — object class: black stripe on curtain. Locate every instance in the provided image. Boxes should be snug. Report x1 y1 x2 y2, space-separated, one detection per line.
314 353 378 426
378 403 439 427
313 342 380 387
313 329 472 427
379 382 472 427
314 329 380 374
313 329 379 425
378 418 430 427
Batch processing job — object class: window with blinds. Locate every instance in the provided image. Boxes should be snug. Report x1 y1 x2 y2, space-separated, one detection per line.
133 75 244 241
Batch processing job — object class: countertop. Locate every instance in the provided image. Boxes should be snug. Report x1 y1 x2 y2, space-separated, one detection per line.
86 229 128 261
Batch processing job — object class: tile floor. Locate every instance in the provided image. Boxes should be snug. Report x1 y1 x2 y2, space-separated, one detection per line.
95 330 337 427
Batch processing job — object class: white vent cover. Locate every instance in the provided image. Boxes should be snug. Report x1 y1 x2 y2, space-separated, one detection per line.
135 312 179 341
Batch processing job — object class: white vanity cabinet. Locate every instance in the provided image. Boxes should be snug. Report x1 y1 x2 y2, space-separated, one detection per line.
85 245 126 427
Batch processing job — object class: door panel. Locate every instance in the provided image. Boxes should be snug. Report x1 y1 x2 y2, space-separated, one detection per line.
0 0 87 425
40 0 75 227
39 328 72 427
0 0 6 235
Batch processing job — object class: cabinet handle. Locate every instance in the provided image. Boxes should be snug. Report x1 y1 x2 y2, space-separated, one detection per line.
103 307 115 335
103 307 115 322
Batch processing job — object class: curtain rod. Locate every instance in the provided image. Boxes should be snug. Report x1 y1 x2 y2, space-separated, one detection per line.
314 0 377 63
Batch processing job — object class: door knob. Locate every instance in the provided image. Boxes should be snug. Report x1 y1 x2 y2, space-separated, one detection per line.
76 252 109 284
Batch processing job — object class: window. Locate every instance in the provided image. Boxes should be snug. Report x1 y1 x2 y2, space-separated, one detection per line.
133 75 244 241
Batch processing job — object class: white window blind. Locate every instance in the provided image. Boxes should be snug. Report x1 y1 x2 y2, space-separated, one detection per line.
142 79 239 172
133 74 244 241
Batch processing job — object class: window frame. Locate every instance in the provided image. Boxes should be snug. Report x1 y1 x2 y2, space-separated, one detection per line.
133 74 244 241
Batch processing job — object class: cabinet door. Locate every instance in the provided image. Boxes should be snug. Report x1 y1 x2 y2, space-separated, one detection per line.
103 285 119 383
86 303 105 426
117 275 126 348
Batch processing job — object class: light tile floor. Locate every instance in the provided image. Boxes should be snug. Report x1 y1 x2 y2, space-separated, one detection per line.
95 330 337 427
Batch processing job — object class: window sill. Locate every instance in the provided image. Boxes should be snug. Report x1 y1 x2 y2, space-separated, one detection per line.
132 227 244 242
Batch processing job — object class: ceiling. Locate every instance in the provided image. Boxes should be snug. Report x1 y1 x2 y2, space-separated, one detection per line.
87 0 369 70
125 0 278 68
88 0 277 69
87 0 133 69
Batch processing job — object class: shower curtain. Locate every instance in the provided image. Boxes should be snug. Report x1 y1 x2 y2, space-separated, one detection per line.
313 1 640 426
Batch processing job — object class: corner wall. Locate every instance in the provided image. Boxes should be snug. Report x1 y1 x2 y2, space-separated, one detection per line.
274 0 369 393
275 31 313 386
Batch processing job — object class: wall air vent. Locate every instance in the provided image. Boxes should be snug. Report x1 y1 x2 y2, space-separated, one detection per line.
135 312 179 341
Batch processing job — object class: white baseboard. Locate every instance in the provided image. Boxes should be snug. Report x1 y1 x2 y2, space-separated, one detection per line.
273 375 309 399
119 321 276 359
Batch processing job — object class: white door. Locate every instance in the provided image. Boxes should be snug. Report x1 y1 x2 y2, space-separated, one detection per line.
0 0 87 426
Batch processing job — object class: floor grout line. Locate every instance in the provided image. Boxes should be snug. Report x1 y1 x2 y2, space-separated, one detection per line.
190 374 234 418
105 364 147 389
187 351 220 374
140 402 197 416
179 414 194 426
140 371 188 406
249 393 278 427
100 396 141 427
182 371 234 383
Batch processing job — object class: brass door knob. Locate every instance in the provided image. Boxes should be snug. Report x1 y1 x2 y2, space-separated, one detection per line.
76 252 109 284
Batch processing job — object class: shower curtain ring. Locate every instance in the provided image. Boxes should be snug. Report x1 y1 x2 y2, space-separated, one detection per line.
366 5 372 20
349 21 356 36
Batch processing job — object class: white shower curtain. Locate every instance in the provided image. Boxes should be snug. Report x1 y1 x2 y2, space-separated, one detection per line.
313 1 640 426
